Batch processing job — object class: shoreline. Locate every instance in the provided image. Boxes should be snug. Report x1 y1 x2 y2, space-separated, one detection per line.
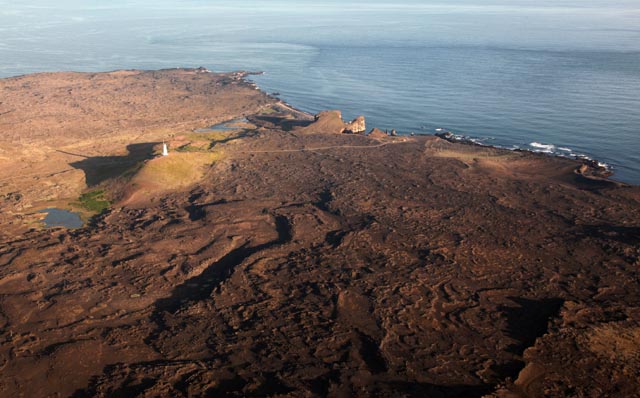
0 68 639 398
241 71 631 185
0 67 629 184
242 75 622 185
433 130 618 182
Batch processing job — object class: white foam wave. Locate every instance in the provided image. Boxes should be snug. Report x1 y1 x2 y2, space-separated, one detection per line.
438 135 612 172
529 142 555 150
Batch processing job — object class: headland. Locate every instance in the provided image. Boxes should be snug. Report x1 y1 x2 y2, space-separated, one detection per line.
0 69 638 397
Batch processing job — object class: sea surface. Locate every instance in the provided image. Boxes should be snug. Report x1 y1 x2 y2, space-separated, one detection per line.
1 0 639 182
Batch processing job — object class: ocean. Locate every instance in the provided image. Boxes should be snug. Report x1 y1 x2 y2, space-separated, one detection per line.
1 0 639 182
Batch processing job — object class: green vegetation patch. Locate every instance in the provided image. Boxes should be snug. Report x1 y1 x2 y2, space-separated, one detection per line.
175 144 205 153
79 190 111 213
178 130 253 152
184 131 231 142
260 107 278 115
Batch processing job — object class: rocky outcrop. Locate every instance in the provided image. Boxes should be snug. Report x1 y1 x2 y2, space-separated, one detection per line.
344 115 366 134
298 111 366 135
315 109 342 121
367 128 387 139
299 110 347 134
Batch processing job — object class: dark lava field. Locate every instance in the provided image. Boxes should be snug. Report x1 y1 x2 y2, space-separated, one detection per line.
1 71 639 398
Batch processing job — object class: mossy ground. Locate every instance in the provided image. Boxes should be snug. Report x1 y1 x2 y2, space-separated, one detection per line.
78 190 111 213
176 128 254 153
182 131 231 142
260 106 278 115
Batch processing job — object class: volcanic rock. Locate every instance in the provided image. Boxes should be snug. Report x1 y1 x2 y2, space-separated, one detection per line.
344 115 366 134
0 70 639 398
0 68 275 237
367 127 388 138
299 110 347 134
299 112 365 135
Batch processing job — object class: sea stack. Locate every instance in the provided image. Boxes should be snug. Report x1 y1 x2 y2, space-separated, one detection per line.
344 115 366 134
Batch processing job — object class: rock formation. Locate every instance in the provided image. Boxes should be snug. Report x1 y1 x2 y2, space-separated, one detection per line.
344 115 366 134
299 110 347 134
299 111 366 135
367 127 388 138
315 109 342 121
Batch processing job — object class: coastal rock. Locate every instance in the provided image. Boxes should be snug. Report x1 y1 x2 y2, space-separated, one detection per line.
435 131 455 141
316 109 343 121
344 115 366 134
367 127 387 139
299 111 366 135
299 110 347 134
575 161 615 181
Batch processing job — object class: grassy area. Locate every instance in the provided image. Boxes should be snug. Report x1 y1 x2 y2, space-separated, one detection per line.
175 144 205 153
78 190 111 213
132 151 223 192
183 131 230 142
260 107 278 115
66 130 234 207
178 129 253 153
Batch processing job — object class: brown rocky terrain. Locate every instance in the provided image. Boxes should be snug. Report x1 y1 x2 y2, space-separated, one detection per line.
0 68 275 236
0 70 639 397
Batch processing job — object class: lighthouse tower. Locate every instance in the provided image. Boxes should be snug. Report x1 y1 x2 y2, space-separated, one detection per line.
162 142 169 156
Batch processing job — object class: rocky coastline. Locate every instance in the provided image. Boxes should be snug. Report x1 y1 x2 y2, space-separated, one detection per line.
0 69 638 398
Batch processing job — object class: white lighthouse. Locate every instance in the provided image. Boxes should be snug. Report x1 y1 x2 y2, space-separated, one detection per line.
162 141 169 156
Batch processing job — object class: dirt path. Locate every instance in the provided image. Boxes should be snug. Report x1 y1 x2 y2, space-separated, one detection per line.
238 139 410 154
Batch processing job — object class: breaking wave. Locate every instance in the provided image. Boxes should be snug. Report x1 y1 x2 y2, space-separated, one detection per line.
529 142 555 153
433 129 611 172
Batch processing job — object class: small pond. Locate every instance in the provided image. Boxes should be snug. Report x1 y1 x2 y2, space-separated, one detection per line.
39 208 84 229
194 117 249 133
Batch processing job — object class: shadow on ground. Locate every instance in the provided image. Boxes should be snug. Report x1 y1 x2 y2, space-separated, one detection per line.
64 143 159 186
248 114 313 131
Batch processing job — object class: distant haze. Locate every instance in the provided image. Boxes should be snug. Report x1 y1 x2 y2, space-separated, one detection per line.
1 0 639 182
